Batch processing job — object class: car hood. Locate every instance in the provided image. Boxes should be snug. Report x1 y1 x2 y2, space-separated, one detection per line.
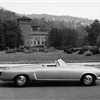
4 64 42 70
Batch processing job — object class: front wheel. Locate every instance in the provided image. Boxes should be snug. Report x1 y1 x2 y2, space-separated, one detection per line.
80 74 96 86
14 75 29 87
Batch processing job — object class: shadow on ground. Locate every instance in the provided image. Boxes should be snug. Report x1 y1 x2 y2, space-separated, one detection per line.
0 81 97 88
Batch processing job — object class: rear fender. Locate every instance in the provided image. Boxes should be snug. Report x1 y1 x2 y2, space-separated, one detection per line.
80 72 97 81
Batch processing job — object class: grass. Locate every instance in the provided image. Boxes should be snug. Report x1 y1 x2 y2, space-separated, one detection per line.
0 50 100 64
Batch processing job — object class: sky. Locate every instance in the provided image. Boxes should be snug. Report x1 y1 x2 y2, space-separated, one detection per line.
0 0 100 20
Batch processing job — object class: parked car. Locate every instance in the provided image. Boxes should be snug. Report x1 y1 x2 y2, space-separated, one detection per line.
0 58 100 87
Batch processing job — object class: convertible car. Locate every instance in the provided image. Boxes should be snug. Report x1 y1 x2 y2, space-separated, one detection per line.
0 58 100 87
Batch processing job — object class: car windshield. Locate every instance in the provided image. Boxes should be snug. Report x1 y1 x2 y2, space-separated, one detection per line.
57 58 68 67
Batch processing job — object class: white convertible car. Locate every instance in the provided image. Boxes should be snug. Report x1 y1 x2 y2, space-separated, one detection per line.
0 58 100 87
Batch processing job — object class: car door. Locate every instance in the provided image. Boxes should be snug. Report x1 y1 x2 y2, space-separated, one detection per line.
35 67 68 80
67 67 81 80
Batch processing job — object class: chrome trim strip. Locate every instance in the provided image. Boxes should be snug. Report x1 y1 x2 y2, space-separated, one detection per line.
34 71 37 80
34 73 37 80
36 79 79 81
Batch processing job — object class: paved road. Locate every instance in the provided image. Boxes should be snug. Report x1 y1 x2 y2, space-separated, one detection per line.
0 80 100 100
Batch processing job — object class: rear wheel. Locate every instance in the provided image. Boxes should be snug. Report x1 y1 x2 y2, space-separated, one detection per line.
14 75 29 87
80 74 96 86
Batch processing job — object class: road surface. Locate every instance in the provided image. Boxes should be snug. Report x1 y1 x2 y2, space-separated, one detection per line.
0 80 100 100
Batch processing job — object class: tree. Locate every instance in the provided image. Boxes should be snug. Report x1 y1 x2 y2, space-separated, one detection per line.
6 31 17 48
96 35 100 47
86 19 100 46
63 28 78 47
17 30 24 48
31 18 40 27
76 25 88 46
3 20 24 49
0 20 5 50
47 27 63 47
47 26 79 48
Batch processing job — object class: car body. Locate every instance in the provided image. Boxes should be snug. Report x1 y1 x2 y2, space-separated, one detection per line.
0 58 100 87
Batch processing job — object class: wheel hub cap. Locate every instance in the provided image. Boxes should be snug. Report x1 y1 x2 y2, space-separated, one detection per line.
84 75 93 85
17 76 26 86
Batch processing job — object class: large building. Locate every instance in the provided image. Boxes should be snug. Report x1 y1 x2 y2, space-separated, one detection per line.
30 27 48 47
17 16 32 47
17 16 48 47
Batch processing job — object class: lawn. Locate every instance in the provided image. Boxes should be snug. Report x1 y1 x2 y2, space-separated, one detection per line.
0 50 100 63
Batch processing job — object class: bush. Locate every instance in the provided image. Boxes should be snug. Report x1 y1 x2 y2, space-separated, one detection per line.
43 49 49 52
90 46 99 54
23 48 32 53
6 49 16 53
63 46 73 53
63 49 68 52
85 50 92 56
39 48 44 52
72 48 78 52
32 48 39 52
92 49 99 54
48 47 56 52
66 48 73 54
43 47 57 52
78 49 85 55
16 48 24 52
78 46 88 55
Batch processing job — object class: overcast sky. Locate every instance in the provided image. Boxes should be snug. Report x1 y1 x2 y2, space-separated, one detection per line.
0 0 100 20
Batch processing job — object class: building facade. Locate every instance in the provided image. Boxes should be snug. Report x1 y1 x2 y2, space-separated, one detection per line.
17 16 48 47
31 31 47 47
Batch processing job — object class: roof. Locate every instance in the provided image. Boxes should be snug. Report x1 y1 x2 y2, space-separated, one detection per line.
17 16 32 20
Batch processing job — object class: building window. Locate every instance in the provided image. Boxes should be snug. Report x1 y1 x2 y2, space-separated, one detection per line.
42 41 44 44
36 37 40 41
34 41 36 45
38 41 40 44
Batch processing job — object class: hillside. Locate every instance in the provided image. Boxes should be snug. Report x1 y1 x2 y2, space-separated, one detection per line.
0 7 93 25
27 14 94 26
0 7 19 20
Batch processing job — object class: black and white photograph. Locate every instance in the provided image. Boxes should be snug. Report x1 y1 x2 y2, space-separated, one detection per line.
0 0 100 100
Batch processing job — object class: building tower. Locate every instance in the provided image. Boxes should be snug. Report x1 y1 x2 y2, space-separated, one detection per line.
17 16 32 47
